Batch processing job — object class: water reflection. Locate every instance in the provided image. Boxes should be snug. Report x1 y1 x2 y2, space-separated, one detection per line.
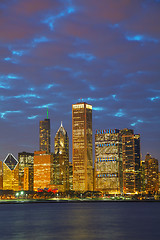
0 202 159 240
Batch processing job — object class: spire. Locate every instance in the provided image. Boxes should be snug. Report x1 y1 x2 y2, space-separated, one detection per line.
47 107 49 119
56 121 66 135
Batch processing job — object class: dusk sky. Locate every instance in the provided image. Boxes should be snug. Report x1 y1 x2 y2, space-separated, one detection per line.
0 0 160 163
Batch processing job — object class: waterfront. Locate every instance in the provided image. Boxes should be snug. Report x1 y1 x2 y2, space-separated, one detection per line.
0 202 160 240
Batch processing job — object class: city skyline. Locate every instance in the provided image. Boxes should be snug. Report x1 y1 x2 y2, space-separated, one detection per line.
0 0 160 162
0 102 159 164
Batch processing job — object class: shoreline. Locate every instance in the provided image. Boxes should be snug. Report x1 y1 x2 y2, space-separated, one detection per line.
0 199 160 204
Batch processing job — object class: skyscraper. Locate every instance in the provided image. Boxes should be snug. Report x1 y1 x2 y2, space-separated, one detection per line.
0 161 3 189
134 134 141 193
3 153 19 191
39 116 51 153
94 129 123 194
33 151 53 191
140 160 146 194
18 152 34 191
145 153 159 194
53 122 69 191
121 129 140 194
72 102 93 191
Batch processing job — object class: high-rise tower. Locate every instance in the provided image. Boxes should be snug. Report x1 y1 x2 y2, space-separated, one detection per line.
53 122 69 191
3 153 19 191
18 152 34 191
34 151 53 191
145 153 159 194
39 112 51 153
72 102 93 191
94 129 123 194
121 129 140 194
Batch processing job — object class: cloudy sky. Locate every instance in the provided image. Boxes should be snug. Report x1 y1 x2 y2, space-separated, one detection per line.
0 0 160 162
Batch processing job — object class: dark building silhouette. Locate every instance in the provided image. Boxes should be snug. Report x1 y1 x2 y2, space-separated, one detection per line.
39 118 51 153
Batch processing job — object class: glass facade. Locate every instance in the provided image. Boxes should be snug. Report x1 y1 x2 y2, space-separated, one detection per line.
33 151 53 191
39 118 51 153
53 123 69 191
0 161 3 189
145 153 159 194
94 129 123 194
18 152 34 191
140 160 146 194
3 153 19 191
69 162 73 190
72 102 93 191
121 129 140 194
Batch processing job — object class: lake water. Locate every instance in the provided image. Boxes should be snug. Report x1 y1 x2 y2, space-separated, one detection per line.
0 202 160 240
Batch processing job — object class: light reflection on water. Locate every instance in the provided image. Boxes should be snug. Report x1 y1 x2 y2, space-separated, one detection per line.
0 202 160 240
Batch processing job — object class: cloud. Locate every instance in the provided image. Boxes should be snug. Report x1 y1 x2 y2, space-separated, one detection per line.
0 74 22 80
131 119 144 127
69 52 96 61
93 107 105 111
125 34 159 43
28 115 39 120
114 109 126 118
42 4 76 31
0 110 22 119
149 96 160 101
34 103 54 109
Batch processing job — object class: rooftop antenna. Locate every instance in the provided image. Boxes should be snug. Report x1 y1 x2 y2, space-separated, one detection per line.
47 107 49 119
61 121 63 127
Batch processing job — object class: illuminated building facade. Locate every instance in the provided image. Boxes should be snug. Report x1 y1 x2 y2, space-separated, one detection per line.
34 151 53 191
158 172 160 194
0 161 3 189
3 153 19 191
18 152 34 191
145 153 159 194
39 118 51 153
134 134 141 192
140 160 146 194
53 122 69 191
72 102 93 191
69 162 73 190
121 129 140 194
24 167 31 191
94 129 123 194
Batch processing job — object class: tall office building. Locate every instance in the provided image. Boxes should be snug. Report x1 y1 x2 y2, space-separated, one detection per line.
94 129 123 194
18 152 34 191
134 134 141 192
72 102 93 191
34 151 53 191
3 153 19 191
158 172 160 194
145 153 159 194
69 162 73 190
121 129 140 194
53 122 69 191
39 117 51 153
140 160 146 194
0 161 3 189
